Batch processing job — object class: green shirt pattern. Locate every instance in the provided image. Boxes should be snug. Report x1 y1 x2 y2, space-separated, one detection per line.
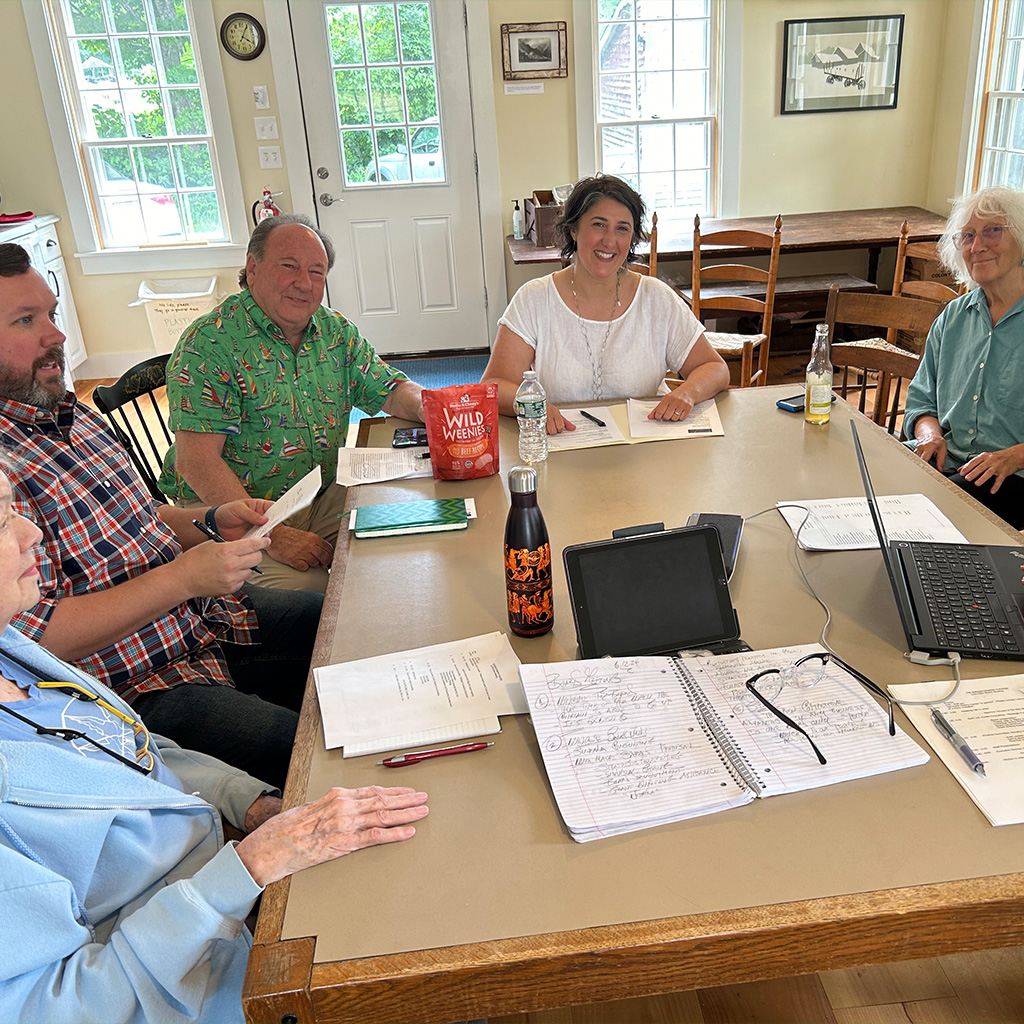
159 289 407 501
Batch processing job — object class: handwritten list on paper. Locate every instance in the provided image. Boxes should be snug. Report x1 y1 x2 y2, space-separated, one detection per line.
519 658 752 840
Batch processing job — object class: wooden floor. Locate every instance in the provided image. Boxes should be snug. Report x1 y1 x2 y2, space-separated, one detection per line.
74 360 1022 1024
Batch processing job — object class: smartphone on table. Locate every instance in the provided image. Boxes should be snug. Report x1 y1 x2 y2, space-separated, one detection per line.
392 427 429 448
685 513 743 579
776 393 836 413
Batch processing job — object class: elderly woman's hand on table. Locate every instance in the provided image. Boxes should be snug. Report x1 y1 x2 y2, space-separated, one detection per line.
235 785 429 887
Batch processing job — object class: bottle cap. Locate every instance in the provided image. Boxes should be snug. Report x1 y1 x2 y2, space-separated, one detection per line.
508 466 538 494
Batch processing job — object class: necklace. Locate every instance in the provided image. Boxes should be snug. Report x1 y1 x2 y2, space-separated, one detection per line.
571 263 622 400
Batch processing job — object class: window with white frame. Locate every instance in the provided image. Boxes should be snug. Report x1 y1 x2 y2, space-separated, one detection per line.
974 0 1024 189
46 0 227 248
594 0 718 215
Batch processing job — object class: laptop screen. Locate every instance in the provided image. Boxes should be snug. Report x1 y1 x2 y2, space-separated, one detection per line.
563 526 738 658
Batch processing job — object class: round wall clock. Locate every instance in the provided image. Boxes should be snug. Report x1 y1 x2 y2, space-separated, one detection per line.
220 12 266 61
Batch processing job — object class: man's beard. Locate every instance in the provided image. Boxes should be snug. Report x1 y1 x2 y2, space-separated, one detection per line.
0 351 67 411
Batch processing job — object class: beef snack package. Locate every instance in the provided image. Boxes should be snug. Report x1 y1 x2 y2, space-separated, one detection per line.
421 382 500 480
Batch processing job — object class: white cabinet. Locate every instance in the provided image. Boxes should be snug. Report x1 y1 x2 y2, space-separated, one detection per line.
0 215 87 379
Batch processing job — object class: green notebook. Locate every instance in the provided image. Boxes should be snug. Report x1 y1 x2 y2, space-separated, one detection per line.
353 498 469 538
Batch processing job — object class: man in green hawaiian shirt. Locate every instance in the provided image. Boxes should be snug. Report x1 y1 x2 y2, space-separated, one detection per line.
160 215 424 593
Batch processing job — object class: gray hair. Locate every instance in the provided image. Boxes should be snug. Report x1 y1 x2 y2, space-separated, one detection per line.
238 213 337 289
938 186 1024 286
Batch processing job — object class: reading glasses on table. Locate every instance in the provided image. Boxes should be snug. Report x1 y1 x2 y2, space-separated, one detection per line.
743 652 896 765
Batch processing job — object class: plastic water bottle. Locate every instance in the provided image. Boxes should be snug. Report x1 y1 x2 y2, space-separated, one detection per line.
515 370 548 463
504 465 553 637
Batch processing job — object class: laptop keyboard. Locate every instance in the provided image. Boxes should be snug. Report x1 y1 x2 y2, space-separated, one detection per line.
913 543 1021 654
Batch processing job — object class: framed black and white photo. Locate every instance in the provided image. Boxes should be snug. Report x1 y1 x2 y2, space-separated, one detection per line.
781 14 904 114
501 22 568 81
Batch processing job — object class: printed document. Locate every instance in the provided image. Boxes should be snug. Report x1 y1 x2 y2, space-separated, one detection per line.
336 447 432 487
314 631 525 755
889 676 1024 826
777 493 967 551
627 397 724 439
546 407 627 451
244 465 322 538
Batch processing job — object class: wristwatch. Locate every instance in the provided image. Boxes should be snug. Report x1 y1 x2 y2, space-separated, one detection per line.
205 505 221 534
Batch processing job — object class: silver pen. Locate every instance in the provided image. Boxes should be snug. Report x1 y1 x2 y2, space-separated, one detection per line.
930 708 986 776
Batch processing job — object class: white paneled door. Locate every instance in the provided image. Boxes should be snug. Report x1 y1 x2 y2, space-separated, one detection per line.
289 0 489 354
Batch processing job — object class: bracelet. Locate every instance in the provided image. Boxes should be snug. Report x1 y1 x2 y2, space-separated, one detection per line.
205 505 221 533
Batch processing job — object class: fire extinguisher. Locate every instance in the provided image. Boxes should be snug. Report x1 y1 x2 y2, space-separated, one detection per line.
252 188 282 226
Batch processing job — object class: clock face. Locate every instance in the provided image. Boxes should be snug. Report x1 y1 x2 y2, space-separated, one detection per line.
220 13 265 61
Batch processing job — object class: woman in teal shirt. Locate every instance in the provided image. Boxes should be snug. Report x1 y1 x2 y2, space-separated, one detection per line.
904 186 1024 529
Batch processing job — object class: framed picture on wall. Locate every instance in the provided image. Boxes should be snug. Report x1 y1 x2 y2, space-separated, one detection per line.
501 22 568 81
781 14 905 114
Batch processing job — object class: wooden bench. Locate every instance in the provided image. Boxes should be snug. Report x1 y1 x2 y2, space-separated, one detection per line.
679 273 877 314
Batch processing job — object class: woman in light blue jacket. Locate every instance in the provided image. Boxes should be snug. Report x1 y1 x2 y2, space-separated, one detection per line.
0 463 429 1023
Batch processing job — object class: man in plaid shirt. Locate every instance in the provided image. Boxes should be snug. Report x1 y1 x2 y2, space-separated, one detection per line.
0 243 322 787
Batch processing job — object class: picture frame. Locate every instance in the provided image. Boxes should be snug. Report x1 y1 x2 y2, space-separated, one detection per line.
501 21 568 81
781 14 905 114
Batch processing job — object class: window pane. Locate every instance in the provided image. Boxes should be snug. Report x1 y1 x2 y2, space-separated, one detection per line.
66 0 106 34
598 0 631 21
410 124 443 181
183 191 222 236
140 191 183 239
335 69 370 125
636 0 673 19
122 88 166 137
93 146 134 190
675 121 708 168
363 4 399 63
675 0 708 17
328 6 363 63
169 89 206 135
600 74 638 119
373 127 409 181
638 71 672 115
158 36 198 85
133 143 174 188
115 37 156 86
398 3 433 61
601 124 638 174
369 66 403 122
148 0 187 32
172 142 214 188
600 25 634 72
638 170 674 209
638 123 673 172
108 0 147 33
88 91 128 138
674 19 709 68
77 39 117 88
342 128 373 184
674 168 709 211
405 66 437 121
674 70 709 117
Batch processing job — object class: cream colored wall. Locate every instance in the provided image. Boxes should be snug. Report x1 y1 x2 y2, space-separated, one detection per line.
0 0 976 366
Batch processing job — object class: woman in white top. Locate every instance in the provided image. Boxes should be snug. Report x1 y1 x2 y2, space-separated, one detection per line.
482 176 729 434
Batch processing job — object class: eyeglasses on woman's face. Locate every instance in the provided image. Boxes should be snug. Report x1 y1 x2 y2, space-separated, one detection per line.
952 223 1005 249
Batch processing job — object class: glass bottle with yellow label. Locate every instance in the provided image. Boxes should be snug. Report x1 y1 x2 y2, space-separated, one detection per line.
804 323 833 425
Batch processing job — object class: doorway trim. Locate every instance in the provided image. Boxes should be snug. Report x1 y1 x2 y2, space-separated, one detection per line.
265 0 505 345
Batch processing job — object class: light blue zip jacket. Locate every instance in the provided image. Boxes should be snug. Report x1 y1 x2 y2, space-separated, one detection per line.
0 626 269 1023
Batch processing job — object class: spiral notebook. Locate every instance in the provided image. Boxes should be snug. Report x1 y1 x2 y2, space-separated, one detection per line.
519 644 927 842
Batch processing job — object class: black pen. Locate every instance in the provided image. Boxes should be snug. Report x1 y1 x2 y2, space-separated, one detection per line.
931 708 986 775
191 518 265 575
580 409 606 427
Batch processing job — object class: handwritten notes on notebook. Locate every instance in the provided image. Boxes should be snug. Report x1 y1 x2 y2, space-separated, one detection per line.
776 494 966 551
520 645 927 841
889 676 1024 826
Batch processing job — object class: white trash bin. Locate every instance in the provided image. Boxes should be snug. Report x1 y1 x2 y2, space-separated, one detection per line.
131 278 224 354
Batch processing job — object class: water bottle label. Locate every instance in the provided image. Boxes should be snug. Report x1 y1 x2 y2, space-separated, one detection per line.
505 541 554 636
515 399 546 418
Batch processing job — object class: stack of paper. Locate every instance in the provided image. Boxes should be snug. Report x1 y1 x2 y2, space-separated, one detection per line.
314 632 525 757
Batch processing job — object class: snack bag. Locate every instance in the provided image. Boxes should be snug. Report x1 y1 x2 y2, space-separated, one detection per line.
421 382 500 480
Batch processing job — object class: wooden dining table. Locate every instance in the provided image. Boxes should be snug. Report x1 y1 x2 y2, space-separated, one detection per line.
508 205 949 283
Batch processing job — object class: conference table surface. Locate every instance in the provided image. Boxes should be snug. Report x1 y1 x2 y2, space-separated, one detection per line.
243 388 1024 1024
507 205 949 268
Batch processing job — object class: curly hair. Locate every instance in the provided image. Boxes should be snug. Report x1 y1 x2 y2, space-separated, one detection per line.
937 186 1024 286
556 175 649 263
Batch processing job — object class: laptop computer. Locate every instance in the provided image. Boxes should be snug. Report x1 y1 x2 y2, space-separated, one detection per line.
562 525 750 659
851 421 1024 660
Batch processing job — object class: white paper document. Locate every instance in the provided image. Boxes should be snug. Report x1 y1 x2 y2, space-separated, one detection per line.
626 397 724 439
314 631 526 755
546 406 627 452
336 447 432 487
777 493 967 551
243 465 322 539
889 676 1024 826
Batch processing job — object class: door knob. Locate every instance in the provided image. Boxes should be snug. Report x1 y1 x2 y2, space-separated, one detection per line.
319 193 343 206
316 167 330 179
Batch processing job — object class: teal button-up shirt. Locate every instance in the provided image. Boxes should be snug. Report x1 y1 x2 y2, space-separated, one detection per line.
904 288 1024 478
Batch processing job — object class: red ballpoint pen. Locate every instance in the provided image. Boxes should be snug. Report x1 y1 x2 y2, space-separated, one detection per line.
376 741 494 767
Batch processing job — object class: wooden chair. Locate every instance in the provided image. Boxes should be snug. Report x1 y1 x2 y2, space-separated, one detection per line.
628 212 658 276
688 213 782 387
92 355 172 502
825 285 944 434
